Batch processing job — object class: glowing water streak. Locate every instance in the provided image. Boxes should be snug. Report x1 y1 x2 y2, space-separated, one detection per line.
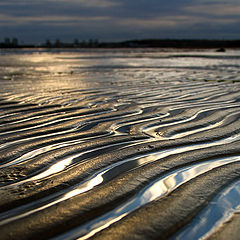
173 179 240 240
0 134 240 226
163 111 240 139
0 109 141 151
143 106 240 138
111 112 169 135
0 128 77 150
0 109 113 136
3 140 143 187
0 132 111 169
0 114 55 127
56 155 240 240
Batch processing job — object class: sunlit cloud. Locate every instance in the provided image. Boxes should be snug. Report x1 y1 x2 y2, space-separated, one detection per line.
0 13 110 26
117 16 189 29
0 0 120 8
185 4 240 16
117 15 238 29
55 0 120 8
195 0 236 3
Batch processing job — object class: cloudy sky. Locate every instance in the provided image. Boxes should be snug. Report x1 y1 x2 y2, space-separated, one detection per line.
0 0 240 44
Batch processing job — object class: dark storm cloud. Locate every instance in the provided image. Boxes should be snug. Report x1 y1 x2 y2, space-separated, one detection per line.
0 0 239 43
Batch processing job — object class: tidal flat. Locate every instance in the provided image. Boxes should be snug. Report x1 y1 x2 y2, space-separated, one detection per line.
0 48 240 239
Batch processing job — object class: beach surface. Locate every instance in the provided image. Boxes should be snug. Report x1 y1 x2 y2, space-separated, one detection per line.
0 48 240 239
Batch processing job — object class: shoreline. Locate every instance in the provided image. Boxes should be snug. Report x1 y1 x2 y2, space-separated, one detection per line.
0 39 240 49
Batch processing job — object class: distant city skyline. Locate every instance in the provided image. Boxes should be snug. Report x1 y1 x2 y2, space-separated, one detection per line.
0 0 240 44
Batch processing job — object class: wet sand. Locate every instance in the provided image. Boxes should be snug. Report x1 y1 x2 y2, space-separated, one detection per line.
0 48 240 239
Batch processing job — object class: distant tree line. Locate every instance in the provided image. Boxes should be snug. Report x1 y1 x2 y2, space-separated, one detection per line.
0 38 20 47
42 39 99 48
0 37 240 49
